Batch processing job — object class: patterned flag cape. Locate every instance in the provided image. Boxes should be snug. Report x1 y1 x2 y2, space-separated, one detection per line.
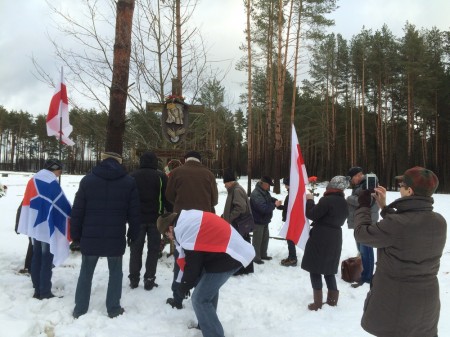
174 209 255 282
18 169 72 266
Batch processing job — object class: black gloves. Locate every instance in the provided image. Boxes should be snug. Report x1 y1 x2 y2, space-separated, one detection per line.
358 189 372 208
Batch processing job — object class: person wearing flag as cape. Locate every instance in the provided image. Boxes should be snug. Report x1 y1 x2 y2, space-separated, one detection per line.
157 210 255 337
18 159 71 300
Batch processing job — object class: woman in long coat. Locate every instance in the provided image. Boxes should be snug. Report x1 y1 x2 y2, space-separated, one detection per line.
354 167 446 337
301 176 349 311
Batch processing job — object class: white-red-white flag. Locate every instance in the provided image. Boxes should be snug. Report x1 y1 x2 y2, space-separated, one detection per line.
279 124 310 249
46 68 74 146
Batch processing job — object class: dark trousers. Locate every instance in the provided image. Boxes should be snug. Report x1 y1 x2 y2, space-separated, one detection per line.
287 239 297 260
234 234 254 275
31 239 54 298
129 223 161 282
25 237 33 270
310 273 337 291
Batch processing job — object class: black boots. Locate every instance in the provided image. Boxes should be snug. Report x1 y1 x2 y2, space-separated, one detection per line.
144 277 158 291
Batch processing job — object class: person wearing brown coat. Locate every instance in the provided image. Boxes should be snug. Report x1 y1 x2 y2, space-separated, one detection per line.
164 150 218 309
355 166 447 337
165 151 218 214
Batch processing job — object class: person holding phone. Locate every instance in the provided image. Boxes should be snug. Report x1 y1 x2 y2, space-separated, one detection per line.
354 167 446 337
346 167 379 288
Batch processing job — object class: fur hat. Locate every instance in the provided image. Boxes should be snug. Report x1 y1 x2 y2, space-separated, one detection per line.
100 152 123 164
395 166 439 197
157 212 178 235
44 158 63 171
326 176 349 190
261 176 274 186
184 150 201 161
347 166 363 179
223 170 236 183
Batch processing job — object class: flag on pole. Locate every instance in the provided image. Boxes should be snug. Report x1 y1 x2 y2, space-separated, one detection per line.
46 68 75 146
279 124 310 249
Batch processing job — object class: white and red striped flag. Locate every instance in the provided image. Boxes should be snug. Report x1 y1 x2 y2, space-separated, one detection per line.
46 68 74 146
279 124 310 249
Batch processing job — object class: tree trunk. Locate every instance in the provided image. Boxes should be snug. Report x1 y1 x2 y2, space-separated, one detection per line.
105 0 135 155
246 0 253 196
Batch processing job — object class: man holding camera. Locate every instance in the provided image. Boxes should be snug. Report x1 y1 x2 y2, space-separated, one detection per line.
346 167 379 288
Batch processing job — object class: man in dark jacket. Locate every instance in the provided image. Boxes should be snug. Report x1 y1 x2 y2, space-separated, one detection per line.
157 210 255 337
250 176 282 264
355 167 446 337
128 151 171 290
71 152 140 319
164 150 218 309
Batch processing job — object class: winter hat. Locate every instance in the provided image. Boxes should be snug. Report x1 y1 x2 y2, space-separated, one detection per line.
44 158 63 171
347 166 363 179
223 170 236 183
282 177 290 186
157 212 178 235
261 176 274 186
326 176 349 190
101 152 123 164
140 151 158 169
395 166 439 197
184 150 201 161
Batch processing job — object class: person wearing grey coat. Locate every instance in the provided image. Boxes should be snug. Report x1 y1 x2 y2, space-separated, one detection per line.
346 167 379 287
355 167 446 337
223 171 254 275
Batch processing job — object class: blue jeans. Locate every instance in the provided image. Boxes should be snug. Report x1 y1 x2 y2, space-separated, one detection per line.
31 239 54 298
74 255 123 317
191 267 240 337
357 243 374 283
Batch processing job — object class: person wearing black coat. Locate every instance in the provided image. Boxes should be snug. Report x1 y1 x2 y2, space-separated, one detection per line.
128 151 171 290
71 152 140 319
250 176 282 264
301 176 349 311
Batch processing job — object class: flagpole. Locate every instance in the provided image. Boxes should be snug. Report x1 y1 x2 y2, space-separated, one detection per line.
58 67 63 184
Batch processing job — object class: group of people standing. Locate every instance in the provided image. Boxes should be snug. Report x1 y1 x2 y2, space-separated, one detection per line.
12 151 447 337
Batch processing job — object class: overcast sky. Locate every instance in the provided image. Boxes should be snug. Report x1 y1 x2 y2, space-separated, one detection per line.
1 0 449 117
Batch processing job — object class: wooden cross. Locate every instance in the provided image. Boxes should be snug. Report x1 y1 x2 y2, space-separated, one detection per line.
146 79 203 144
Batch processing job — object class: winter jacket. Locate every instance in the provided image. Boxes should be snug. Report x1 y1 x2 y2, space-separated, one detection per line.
250 182 277 225
130 152 171 223
165 160 218 213
354 196 447 337
301 191 349 275
223 182 250 224
347 179 379 229
70 158 141 257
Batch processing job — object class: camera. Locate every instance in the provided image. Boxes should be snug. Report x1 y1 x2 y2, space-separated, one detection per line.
364 173 378 192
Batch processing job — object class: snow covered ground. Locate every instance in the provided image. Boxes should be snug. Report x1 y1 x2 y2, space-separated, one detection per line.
0 172 448 337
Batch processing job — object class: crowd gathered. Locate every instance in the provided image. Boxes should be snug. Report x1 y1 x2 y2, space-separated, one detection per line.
11 150 448 337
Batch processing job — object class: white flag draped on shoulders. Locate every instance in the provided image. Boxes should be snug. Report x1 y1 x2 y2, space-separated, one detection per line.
17 169 72 267
46 68 75 146
279 124 310 249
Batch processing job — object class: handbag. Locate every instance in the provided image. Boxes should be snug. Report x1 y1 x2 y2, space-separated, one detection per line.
232 212 255 236
341 256 363 283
